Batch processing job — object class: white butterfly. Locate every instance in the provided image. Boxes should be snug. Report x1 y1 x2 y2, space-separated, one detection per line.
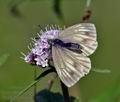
52 23 98 87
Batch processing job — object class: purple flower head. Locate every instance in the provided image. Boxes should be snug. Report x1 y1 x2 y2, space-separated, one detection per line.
24 26 61 68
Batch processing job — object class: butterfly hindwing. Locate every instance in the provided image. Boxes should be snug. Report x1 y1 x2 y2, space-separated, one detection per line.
52 46 91 87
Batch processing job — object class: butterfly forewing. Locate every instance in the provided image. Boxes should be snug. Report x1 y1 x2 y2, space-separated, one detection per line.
58 23 98 56
52 46 91 87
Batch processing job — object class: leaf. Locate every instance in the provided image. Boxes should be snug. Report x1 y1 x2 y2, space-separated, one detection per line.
0 54 9 67
10 68 55 102
9 0 25 17
34 89 76 102
73 98 82 102
91 68 111 74
0 97 10 102
53 0 64 22
90 78 120 102
10 5 21 17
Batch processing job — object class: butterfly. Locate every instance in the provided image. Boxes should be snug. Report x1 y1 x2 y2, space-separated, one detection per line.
51 23 98 87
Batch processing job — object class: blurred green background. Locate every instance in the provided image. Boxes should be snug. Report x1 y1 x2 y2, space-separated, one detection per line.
0 0 120 102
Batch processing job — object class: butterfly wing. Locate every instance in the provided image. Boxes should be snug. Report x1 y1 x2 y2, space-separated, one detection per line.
58 23 98 56
52 46 91 87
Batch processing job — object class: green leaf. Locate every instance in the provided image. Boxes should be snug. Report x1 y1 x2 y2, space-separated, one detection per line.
0 54 9 67
35 89 76 102
0 95 10 102
53 0 64 23
90 78 120 102
9 0 26 17
10 68 55 102
10 5 21 17
73 98 82 102
91 68 111 74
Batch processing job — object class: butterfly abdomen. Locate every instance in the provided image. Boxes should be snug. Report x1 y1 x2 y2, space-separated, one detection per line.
52 39 82 52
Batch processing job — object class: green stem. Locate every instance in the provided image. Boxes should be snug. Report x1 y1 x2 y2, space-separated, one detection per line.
86 0 92 8
34 68 37 96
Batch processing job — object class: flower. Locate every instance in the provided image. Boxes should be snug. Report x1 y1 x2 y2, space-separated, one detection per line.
24 26 61 68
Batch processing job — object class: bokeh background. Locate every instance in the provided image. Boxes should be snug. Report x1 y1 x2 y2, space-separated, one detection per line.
0 0 120 102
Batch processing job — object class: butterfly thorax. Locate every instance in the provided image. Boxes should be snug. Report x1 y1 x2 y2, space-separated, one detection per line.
49 39 82 53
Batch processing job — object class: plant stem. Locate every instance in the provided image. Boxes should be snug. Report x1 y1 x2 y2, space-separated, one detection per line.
82 0 92 22
86 0 92 8
60 81 70 102
34 68 37 96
